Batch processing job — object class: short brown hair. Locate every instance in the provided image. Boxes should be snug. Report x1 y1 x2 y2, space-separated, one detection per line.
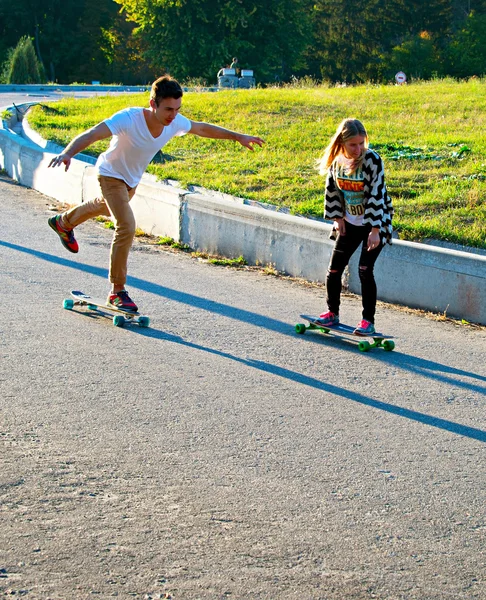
150 75 183 106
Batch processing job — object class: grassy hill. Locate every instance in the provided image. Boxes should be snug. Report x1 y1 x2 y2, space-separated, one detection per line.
29 79 486 249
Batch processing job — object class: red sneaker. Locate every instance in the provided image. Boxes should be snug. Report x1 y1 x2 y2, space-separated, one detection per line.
107 290 138 312
48 215 79 253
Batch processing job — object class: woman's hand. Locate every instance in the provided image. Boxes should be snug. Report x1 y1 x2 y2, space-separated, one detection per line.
367 228 381 251
334 218 346 236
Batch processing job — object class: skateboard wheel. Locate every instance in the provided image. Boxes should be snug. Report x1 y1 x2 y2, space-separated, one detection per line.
138 316 150 328
383 340 395 351
113 315 126 327
63 299 74 310
358 341 371 352
87 304 97 310
295 323 306 334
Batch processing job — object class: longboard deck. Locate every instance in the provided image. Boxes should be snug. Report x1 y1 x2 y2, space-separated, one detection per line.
296 315 395 352
63 290 150 328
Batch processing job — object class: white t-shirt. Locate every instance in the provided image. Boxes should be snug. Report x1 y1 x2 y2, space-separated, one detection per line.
334 156 365 226
96 107 192 188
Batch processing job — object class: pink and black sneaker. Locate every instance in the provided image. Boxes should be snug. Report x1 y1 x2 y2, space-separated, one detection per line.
317 311 339 326
107 290 138 312
48 215 79 253
354 319 376 335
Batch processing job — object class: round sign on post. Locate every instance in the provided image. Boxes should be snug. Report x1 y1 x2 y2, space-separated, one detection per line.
395 71 407 84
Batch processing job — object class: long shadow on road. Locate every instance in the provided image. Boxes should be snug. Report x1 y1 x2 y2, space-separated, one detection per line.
134 326 486 444
1 240 291 336
3 240 485 441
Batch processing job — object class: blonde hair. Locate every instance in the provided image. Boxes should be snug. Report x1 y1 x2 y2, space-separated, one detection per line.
318 118 368 175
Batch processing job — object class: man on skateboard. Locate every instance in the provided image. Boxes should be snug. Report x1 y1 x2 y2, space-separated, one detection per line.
48 75 264 312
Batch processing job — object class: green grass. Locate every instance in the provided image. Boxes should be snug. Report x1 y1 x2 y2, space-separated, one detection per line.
156 236 191 251
208 255 247 266
28 79 486 248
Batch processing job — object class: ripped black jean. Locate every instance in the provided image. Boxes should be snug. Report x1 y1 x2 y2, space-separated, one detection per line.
326 221 383 323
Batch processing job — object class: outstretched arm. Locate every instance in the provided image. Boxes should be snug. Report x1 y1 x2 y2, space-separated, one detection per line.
188 121 264 151
48 122 112 171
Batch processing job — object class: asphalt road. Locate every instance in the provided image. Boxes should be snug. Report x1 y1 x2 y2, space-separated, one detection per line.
1 175 485 599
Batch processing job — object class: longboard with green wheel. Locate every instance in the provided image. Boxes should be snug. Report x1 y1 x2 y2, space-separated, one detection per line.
63 290 150 328
295 315 394 352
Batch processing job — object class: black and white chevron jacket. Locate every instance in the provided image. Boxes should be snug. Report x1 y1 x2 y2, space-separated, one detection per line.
325 149 394 244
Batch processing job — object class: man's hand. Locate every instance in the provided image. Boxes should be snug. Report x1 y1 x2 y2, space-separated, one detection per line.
189 121 264 150
47 122 111 172
237 134 265 151
48 154 72 171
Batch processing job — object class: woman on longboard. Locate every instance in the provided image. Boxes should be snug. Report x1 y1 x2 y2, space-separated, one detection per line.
316 118 393 334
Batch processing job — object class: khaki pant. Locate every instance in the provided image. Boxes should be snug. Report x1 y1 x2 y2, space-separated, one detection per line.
62 175 137 286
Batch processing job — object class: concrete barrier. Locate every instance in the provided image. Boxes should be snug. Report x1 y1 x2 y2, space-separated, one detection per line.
0 127 88 204
1 106 485 324
350 242 486 321
181 193 334 281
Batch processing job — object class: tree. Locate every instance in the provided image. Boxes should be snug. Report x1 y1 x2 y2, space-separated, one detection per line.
3 0 486 85
97 12 154 84
451 0 486 28
114 0 314 83
447 11 486 75
310 0 392 83
6 36 44 83
310 0 455 83
389 34 443 80
0 0 148 83
36 0 122 82
385 0 452 41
